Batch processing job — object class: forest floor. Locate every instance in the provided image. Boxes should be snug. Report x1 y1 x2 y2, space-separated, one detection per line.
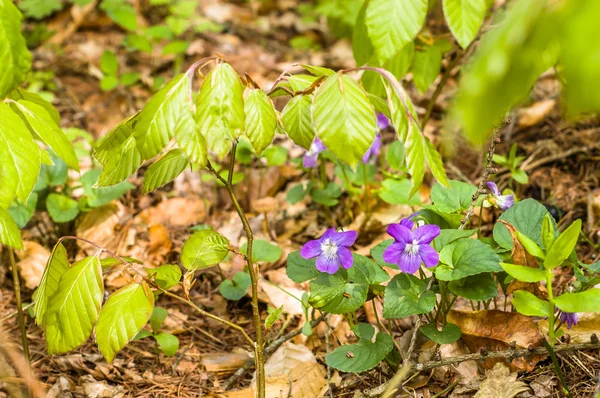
1 1 600 397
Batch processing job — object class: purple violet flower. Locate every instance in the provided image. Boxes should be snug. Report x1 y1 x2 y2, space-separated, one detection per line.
377 113 390 130
300 228 358 274
383 219 440 274
559 311 579 329
362 134 382 163
303 137 326 168
486 182 514 210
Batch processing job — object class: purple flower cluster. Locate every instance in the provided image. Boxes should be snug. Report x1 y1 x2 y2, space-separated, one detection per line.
486 182 514 211
300 228 358 274
383 218 440 274
559 311 579 329
362 134 381 163
303 137 326 168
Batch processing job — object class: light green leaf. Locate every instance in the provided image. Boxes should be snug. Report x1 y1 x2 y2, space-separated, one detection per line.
13 100 79 171
8 89 60 125
300 64 335 77
493 199 556 250
383 273 436 318
411 44 442 93
432 229 477 251
442 0 487 48
0 0 32 98
45 255 104 354
100 0 137 31
431 180 477 213
196 63 245 158
80 169 135 208
147 264 182 290
286 251 319 283
93 112 137 166
8 192 37 228
219 271 251 301
378 179 421 205
501 263 546 283
0 103 41 208
436 238 502 281
515 230 546 259
262 145 287 166
420 323 462 344
448 273 498 301
365 0 427 63
265 306 284 329
101 75 119 91
281 95 316 150
244 89 277 155
541 213 555 250
512 290 550 317
555 289 600 313
135 73 195 159
181 229 229 270
96 282 155 362
96 136 142 187
143 149 189 194
33 243 69 325
545 219 581 269
154 332 179 356
309 273 369 314
149 307 168 334
326 330 393 372
0 207 23 249
46 193 79 223
312 74 377 167
287 74 319 92
18 0 62 19
353 0 374 66
100 51 118 76
241 240 282 263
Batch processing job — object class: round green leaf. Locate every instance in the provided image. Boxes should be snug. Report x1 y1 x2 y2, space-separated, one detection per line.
420 323 462 344
435 238 502 281
493 199 557 250
448 273 498 301
154 332 179 356
286 251 320 283
326 331 393 372
430 180 477 213
219 271 251 301
383 273 436 319
241 239 282 263
46 193 80 223
181 229 229 270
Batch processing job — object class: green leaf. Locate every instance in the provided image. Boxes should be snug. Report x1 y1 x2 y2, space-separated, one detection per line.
385 140 406 171
133 330 152 340
18 0 62 19
9 88 60 125
162 40 189 55
265 306 284 329
96 282 155 362
312 74 377 167
286 251 319 283
93 112 137 166
100 0 138 31
33 243 69 325
38 151 68 188
241 240 282 263
431 180 477 213
96 136 142 187
147 264 181 290
0 207 22 249
196 63 245 158
46 193 79 223
281 95 315 150
512 290 550 317
555 289 600 313
511 168 529 184
149 307 168 334
541 213 555 250
262 146 287 166
244 89 277 156
545 219 581 269
181 229 230 270
80 169 135 208
448 273 498 301
436 238 502 281
0 0 32 98
365 0 427 63
45 255 104 354
8 192 37 229
286 75 318 92
378 179 421 205
353 0 374 65
370 239 396 269
350 254 390 285
135 73 195 160
100 51 118 77
219 271 251 301
121 72 140 87
411 44 442 93
286 183 308 205
13 100 79 171
326 330 393 372
442 0 487 48
124 34 152 53
515 230 546 259
143 149 189 194
101 75 119 91
432 229 477 251
309 273 369 314
493 199 556 250
383 273 436 318
300 64 335 77
154 332 179 356
0 103 41 209
421 323 462 344
501 263 545 283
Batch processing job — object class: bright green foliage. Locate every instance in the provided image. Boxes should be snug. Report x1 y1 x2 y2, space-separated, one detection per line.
430 180 477 213
310 182 342 206
0 207 23 249
544 219 581 269
512 290 549 317
219 271 251 301
181 229 229 270
501 263 545 283
148 264 182 290
326 324 393 372
46 193 79 223
312 74 377 167
448 274 498 301
378 179 421 205
411 44 442 93
365 0 427 63
97 136 142 186
100 0 138 31
96 282 155 362
493 199 556 250
154 332 179 356
45 256 104 354
262 146 287 166
0 0 32 98
515 231 545 259
421 323 461 344
300 64 335 77
142 149 190 193
286 251 320 283
432 229 476 250
33 243 69 325
9 88 61 125
149 307 168 334
383 273 436 318
442 0 487 48
352 0 373 66
242 240 282 263
244 89 277 155
18 0 62 19
80 169 134 208
195 62 245 158
436 238 501 280
265 306 284 329
555 289 600 313
93 113 137 165
8 192 37 228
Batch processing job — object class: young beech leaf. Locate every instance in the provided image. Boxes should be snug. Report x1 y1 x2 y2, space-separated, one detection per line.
8 88 60 125
326 329 393 372
411 44 442 93
544 219 581 269
96 136 142 187
300 64 335 77
196 62 245 158
219 271 251 301
154 332 179 356
147 264 182 290
353 0 374 66
33 243 69 325
143 149 190 194
0 103 41 208
95 282 155 363
181 229 229 270
45 255 104 354
281 95 316 150
420 323 462 344
0 208 23 250
383 273 436 318
149 307 168 334
0 0 32 98
554 289 600 313
93 112 138 165
241 239 282 263
512 290 550 317
244 89 277 156
365 0 427 63
442 0 487 49
312 74 377 167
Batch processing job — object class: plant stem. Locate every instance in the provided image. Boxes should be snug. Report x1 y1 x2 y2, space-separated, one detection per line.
8 247 30 364
207 143 265 398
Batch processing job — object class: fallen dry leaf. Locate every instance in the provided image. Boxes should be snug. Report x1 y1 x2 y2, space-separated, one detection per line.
518 99 555 128
76 202 128 255
136 197 206 227
81 375 125 398
147 224 172 257
474 363 529 398
16 241 50 289
202 352 251 374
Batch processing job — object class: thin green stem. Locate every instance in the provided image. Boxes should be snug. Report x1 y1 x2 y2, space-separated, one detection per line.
8 247 30 364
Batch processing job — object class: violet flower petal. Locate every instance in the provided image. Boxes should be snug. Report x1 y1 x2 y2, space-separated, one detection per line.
330 230 358 247
399 218 415 230
419 244 439 268
486 181 500 196
377 113 390 130
338 247 354 269
399 253 421 274
300 240 322 259
382 242 406 265
413 224 441 245
315 254 340 274
387 224 413 244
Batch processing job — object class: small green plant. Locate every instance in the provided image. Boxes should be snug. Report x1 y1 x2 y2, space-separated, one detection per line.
134 307 180 357
493 143 529 185
99 50 140 91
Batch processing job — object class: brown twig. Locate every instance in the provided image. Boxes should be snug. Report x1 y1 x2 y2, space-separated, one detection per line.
8 247 30 364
